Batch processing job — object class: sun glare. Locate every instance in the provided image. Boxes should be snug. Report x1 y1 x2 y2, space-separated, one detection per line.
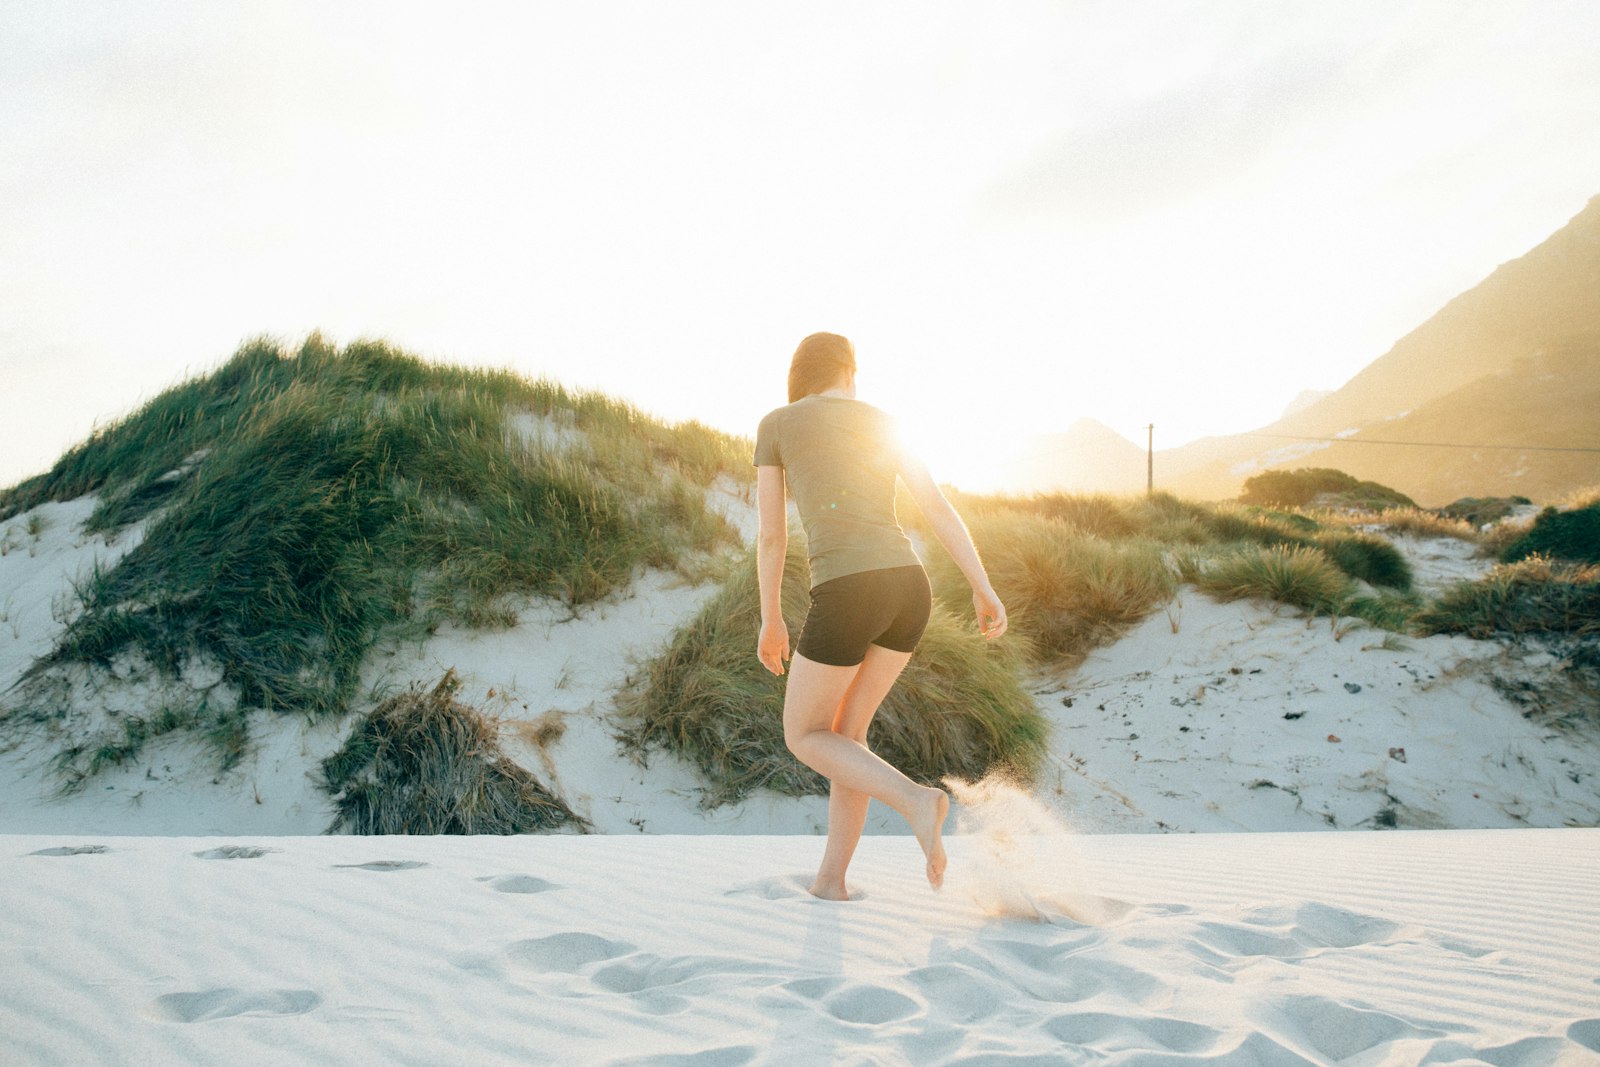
895 413 1022 495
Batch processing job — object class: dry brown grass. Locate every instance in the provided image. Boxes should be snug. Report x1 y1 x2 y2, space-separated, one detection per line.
511 710 568 750
321 670 585 834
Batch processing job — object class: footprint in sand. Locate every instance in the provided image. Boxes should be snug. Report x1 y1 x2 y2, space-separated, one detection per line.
193 846 276 860
505 932 635 973
1437 938 1496 960
1042 1011 1225 1054
776 975 920 1026
1569 1019 1600 1052
333 860 428 871
591 952 772 996
151 988 321 1023
948 940 1161 1006
475 874 559 894
1285 902 1405 948
1259 994 1440 1062
823 984 920 1025
723 875 867 902
29 844 109 856
905 963 1006 1025
1189 902 1407 963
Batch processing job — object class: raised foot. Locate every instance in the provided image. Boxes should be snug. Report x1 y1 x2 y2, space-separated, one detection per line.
910 786 950 890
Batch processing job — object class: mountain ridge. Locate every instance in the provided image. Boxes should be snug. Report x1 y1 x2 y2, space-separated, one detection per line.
1149 194 1600 505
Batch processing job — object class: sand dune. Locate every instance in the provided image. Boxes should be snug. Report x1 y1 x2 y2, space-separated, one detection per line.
4 496 1594 841
6 826 1599 1065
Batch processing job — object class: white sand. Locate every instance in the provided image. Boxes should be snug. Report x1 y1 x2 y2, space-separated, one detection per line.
1034 592 1600 834
5 827 1599 1065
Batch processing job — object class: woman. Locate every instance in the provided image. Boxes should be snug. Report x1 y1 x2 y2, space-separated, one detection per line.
754 332 1008 898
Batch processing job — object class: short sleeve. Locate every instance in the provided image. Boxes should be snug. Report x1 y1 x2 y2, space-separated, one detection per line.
753 410 782 467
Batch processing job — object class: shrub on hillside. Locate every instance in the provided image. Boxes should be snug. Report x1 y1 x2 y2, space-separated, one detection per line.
1499 503 1600 565
1239 467 1415 510
1438 496 1531 528
322 670 585 834
618 539 1046 807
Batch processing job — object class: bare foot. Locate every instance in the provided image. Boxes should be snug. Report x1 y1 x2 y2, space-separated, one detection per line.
909 786 949 889
808 879 851 901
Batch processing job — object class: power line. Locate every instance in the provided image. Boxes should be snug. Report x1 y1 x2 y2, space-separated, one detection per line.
1010 429 1600 464
1237 432 1600 454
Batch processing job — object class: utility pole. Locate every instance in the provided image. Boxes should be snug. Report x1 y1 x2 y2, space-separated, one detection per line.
1146 424 1154 496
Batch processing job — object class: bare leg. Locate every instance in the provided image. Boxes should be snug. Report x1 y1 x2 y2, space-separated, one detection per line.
784 650 950 892
812 785 870 900
811 646 915 898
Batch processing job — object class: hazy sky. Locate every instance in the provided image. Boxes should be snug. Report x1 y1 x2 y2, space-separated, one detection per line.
3 1 1598 490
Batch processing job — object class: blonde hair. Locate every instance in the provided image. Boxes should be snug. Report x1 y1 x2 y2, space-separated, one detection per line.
787 332 856 404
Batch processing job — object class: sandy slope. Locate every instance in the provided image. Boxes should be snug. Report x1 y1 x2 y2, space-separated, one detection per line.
1034 591 1600 834
4 827 1599 1065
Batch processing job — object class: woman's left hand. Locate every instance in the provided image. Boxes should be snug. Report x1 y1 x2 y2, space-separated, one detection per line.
758 618 791 675
973 586 1008 641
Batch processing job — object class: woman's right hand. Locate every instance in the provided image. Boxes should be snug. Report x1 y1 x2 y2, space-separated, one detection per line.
973 585 1008 641
758 618 791 676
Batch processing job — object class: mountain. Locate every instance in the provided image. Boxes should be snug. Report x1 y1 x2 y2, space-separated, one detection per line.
1280 389 1333 419
1004 418 1148 495
1161 195 1600 506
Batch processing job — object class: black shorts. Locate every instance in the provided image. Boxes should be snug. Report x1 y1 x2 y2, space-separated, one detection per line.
797 565 932 667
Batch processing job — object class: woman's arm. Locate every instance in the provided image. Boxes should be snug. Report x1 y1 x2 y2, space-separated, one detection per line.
899 457 1008 640
756 464 791 674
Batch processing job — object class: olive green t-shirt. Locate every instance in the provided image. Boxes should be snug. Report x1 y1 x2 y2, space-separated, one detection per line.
753 395 921 588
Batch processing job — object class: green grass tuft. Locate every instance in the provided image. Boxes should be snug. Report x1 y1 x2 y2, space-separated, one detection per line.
1312 530 1413 591
617 537 1046 808
1499 503 1600 565
46 701 248 794
1415 557 1600 638
1188 544 1352 613
925 511 1175 664
321 670 585 834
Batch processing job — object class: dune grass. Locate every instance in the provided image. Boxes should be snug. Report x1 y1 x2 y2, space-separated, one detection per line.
12 335 1589 807
3 335 750 777
321 670 584 834
45 700 250 795
617 535 1047 808
1178 544 1351 613
923 511 1175 664
1330 507 1481 542
929 489 1412 593
1415 557 1600 638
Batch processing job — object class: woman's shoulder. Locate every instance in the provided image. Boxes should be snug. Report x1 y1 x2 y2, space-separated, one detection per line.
756 403 794 434
759 396 897 429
